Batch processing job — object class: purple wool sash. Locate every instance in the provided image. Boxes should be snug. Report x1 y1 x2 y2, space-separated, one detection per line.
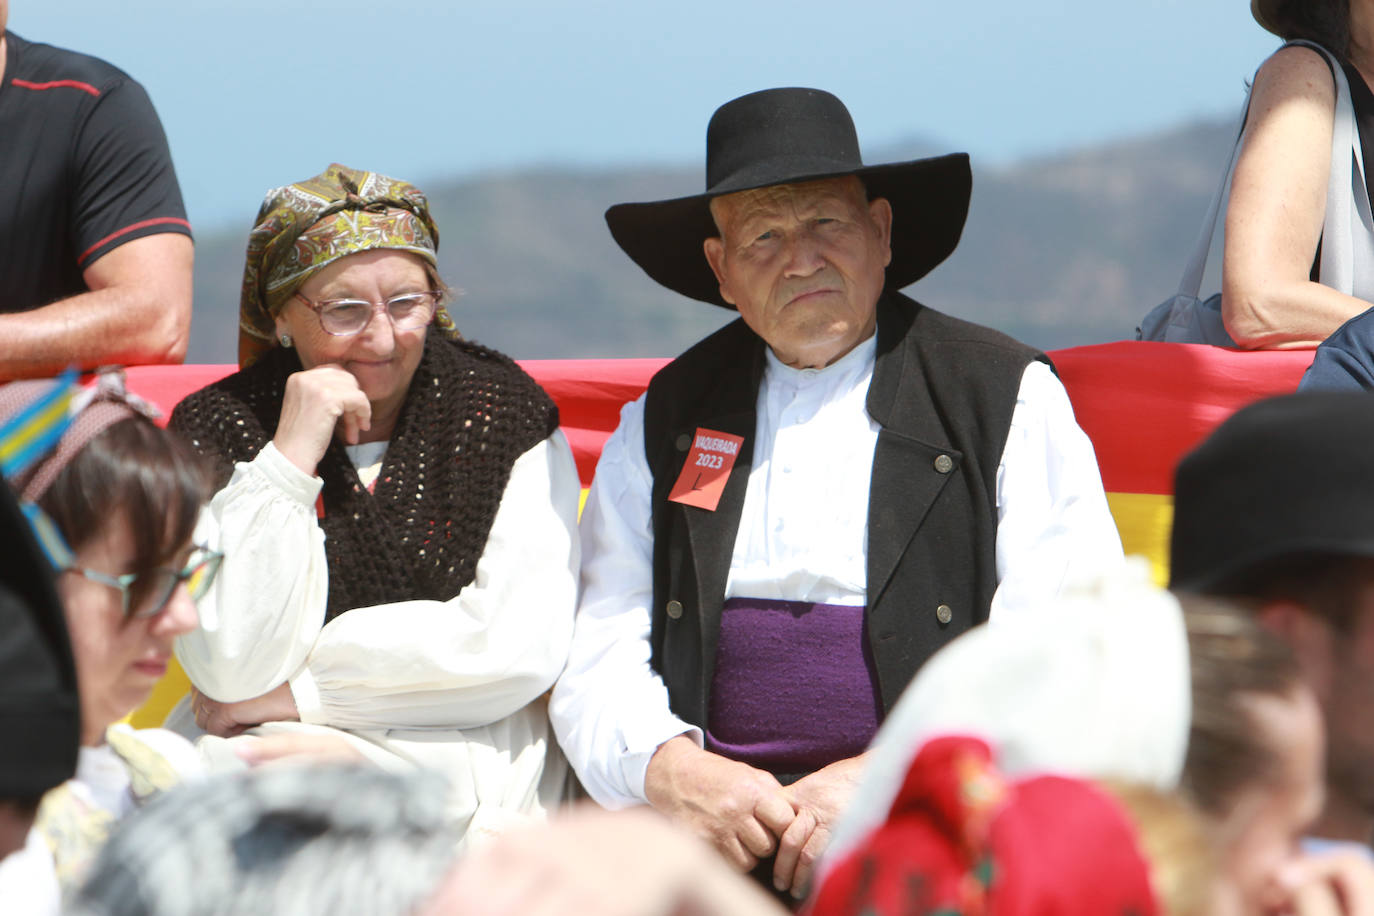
704 597 883 775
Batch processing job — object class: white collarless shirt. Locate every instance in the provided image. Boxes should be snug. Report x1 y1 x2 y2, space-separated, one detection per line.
726 334 877 604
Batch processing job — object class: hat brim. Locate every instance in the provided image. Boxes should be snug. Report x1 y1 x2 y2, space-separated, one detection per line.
605 153 972 308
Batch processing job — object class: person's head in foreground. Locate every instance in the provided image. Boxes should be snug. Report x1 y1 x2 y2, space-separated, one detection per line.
0 479 78 860
808 734 1217 916
1172 390 1374 846
0 370 215 749
821 566 1333 914
605 86 970 370
69 763 460 916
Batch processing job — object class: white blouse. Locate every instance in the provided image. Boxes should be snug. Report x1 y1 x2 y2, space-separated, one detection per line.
175 431 581 840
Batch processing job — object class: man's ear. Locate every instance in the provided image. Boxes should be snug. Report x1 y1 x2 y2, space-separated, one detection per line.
702 237 735 306
1259 599 1336 698
868 197 893 268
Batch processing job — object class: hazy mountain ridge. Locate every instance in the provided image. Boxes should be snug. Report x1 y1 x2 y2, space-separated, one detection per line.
186 117 1237 363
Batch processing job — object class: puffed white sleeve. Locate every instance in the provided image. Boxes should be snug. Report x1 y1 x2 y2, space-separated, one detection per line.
176 441 327 703
289 431 580 730
178 432 581 732
988 361 1125 620
549 395 700 809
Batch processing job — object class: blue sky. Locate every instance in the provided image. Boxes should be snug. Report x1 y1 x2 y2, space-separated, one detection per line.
11 1 1278 233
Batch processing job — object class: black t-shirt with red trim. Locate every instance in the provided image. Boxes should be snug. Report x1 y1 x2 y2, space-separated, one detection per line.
0 32 192 312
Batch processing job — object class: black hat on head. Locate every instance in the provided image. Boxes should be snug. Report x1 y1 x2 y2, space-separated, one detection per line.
0 481 79 800
1170 391 1374 591
604 87 973 308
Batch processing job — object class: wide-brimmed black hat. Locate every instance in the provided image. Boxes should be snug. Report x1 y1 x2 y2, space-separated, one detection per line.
605 87 972 308
1171 391 1374 591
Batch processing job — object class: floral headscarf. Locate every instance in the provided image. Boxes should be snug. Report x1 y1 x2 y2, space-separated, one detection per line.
238 163 457 366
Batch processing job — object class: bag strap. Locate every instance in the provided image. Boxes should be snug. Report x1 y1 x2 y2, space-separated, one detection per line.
1296 39 1374 295
1177 39 1374 298
1174 97 1248 298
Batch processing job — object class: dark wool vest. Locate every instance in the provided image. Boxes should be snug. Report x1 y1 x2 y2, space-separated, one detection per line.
169 337 558 623
643 292 1047 736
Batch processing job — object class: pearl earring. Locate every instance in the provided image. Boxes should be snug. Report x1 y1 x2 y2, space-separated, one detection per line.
279 334 293 348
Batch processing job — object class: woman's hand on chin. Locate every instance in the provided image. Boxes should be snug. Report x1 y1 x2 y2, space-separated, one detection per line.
191 683 300 738
272 364 372 476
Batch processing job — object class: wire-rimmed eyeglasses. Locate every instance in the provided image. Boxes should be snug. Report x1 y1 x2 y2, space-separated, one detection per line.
293 290 440 337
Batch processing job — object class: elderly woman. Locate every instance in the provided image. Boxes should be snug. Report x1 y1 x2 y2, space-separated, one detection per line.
1222 0 1374 348
0 371 218 911
167 165 579 842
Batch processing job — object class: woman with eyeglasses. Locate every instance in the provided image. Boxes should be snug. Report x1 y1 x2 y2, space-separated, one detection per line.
165 165 580 843
0 370 220 910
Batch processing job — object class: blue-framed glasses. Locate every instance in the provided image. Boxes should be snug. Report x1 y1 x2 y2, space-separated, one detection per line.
24 503 223 620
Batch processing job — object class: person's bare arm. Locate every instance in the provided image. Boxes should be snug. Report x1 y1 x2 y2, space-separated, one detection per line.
0 232 192 379
1223 46 1370 349
644 735 796 872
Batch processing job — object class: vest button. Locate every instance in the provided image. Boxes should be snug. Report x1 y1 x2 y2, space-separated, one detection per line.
935 604 953 625
933 454 953 474
666 599 684 620
675 434 692 452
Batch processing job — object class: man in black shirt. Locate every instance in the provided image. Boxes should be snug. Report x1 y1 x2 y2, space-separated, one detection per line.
0 1 193 377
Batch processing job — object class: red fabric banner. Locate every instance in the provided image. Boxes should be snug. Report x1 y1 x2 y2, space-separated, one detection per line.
122 343 1316 497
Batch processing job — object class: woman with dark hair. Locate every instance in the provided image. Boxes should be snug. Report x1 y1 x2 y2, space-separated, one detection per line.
0 371 219 911
166 164 579 843
1221 0 1374 348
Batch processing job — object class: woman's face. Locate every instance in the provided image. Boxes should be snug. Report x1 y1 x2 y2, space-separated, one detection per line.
275 249 432 432
58 513 199 746
1216 686 1326 915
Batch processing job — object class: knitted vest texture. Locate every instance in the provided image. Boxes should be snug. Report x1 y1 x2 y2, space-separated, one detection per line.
169 338 558 622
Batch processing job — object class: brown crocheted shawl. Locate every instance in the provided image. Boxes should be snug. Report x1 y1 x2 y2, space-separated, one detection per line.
169 338 558 622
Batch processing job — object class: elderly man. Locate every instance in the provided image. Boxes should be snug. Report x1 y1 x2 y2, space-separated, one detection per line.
550 88 1122 897
1172 391 1374 852
0 2 193 377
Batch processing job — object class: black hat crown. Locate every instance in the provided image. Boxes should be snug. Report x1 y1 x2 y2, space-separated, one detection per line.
705 88 864 195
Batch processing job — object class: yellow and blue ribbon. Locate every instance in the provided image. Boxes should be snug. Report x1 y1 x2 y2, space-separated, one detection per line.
0 368 79 479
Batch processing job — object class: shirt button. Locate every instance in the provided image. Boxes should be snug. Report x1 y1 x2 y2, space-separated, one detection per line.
934 454 954 474
936 604 953 625
666 600 684 620
675 434 691 452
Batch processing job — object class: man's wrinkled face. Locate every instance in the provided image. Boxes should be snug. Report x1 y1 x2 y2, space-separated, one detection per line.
703 176 892 369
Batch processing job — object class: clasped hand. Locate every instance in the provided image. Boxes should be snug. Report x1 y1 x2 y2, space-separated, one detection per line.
644 736 863 899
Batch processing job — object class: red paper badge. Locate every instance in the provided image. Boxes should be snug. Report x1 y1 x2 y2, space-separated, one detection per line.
668 427 745 511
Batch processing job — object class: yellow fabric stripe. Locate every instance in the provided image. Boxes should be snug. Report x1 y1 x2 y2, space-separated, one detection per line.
1106 491 1173 587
